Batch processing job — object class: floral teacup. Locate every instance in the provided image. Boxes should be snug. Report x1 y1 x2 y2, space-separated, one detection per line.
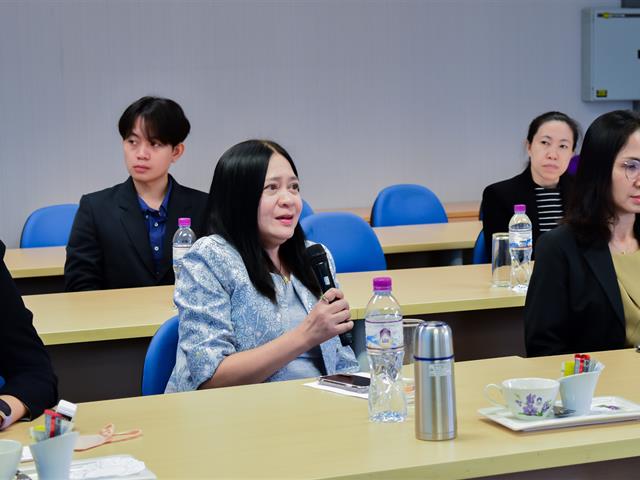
484 378 559 420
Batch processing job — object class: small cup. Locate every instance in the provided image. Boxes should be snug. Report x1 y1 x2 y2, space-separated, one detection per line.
402 318 424 365
0 439 22 480
484 377 559 420
491 233 511 287
559 370 602 416
29 431 78 480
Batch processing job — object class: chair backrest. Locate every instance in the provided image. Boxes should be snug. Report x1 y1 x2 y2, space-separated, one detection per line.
20 203 79 248
370 184 447 227
472 230 489 264
142 315 179 396
300 199 314 220
568 154 580 175
300 212 386 273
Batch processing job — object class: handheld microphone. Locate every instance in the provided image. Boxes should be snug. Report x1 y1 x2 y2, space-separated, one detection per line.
306 244 353 347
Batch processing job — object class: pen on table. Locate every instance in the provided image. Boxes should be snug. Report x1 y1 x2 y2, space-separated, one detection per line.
44 409 63 438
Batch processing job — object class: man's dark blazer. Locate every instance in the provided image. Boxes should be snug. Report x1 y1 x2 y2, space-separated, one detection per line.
480 167 573 261
524 224 626 357
64 176 208 291
0 240 58 419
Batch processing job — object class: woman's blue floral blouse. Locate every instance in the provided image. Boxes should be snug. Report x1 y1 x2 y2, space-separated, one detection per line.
165 235 358 392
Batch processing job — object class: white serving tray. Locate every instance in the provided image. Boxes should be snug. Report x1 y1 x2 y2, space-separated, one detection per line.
478 396 640 432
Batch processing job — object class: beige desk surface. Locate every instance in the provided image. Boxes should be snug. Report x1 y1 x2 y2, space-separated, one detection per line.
25 285 177 345
4 349 639 479
374 220 482 254
320 200 480 223
4 246 66 278
25 264 523 346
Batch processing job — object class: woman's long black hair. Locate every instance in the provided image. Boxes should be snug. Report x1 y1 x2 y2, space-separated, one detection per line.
565 110 640 246
204 140 321 302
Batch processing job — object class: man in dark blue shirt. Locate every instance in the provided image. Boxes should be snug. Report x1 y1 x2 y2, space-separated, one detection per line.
64 97 208 291
138 179 173 276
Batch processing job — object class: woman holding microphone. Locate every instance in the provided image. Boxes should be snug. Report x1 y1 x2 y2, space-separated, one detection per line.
166 140 357 392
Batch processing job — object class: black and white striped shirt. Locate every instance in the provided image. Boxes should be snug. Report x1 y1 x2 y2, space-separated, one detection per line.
535 187 563 233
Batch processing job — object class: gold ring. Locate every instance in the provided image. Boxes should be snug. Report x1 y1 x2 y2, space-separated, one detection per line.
320 294 329 304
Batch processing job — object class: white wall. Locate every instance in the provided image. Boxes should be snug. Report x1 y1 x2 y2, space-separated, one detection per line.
0 0 630 247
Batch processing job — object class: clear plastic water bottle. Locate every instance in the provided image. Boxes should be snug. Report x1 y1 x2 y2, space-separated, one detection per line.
172 217 196 280
508 204 532 292
364 276 407 423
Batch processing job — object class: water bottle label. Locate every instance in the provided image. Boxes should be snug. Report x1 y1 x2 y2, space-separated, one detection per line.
428 362 452 377
365 319 403 350
509 229 532 249
509 240 532 249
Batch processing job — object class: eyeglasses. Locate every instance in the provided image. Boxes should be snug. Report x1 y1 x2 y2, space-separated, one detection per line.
623 159 640 182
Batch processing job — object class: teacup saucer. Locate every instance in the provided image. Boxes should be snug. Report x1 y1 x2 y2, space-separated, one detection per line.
478 396 640 432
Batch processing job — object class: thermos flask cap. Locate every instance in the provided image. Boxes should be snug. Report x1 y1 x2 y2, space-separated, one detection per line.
414 321 454 360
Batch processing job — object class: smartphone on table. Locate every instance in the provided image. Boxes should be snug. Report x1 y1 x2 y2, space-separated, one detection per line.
318 374 370 393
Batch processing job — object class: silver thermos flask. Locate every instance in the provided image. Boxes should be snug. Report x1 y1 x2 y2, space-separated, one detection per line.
414 321 457 440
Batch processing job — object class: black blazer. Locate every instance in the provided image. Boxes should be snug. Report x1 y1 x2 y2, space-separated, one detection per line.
65 176 208 291
524 224 626 357
0 240 58 419
480 167 573 261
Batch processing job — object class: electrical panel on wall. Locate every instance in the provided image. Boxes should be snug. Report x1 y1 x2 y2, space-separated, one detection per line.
582 8 640 101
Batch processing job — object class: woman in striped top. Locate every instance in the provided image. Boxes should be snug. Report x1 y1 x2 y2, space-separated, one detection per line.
481 111 580 261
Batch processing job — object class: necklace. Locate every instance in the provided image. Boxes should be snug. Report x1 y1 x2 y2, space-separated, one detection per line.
279 271 290 284
609 240 638 255
273 262 290 284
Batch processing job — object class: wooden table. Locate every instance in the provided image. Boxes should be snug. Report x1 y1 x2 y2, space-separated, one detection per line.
5 246 66 294
320 200 480 223
24 265 525 402
4 349 639 479
4 246 65 278
27 264 521 345
374 221 481 254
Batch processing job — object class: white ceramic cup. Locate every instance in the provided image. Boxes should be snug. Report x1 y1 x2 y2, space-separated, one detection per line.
29 431 78 480
0 439 22 480
484 377 559 420
559 370 602 416
491 233 511 287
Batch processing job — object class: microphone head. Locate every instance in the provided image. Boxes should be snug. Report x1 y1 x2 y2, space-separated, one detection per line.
305 243 327 264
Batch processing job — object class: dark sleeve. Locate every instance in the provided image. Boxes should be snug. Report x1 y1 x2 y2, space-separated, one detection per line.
64 195 104 292
190 190 209 239
0 244 58 418
481 184 512 262
523 232 572 357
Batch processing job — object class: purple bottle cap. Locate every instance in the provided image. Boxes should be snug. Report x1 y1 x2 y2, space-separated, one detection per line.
178 217 191 227
514 204 526 214
372 276 392 291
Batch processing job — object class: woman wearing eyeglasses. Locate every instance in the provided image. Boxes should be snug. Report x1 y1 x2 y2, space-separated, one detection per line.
525 110 640 357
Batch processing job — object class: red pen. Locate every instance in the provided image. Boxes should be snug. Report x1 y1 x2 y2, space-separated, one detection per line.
44 409 63 438
573 354 588 374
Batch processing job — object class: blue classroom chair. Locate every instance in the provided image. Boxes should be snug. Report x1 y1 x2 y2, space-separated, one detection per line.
301 212 386 273
20 203 79 248
141 315 179 396
370 184 447 227
472 230 489 264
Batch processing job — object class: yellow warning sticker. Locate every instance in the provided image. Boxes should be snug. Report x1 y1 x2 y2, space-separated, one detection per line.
596 90 608 98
